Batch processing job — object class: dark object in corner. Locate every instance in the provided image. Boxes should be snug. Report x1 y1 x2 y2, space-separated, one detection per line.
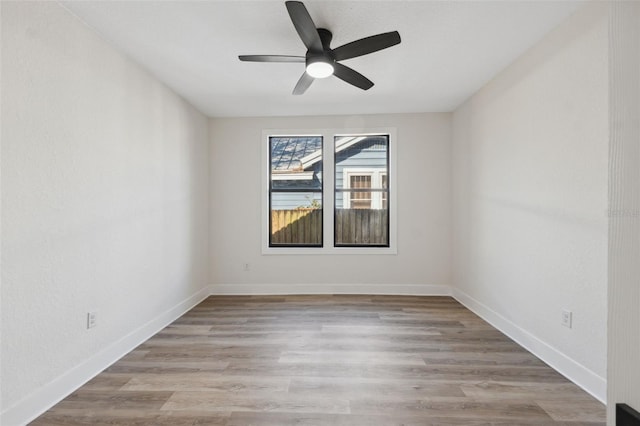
618 404 640 426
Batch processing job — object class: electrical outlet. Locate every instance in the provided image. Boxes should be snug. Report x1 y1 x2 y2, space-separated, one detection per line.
561 310 572 328
243 263 250 271
87 312 97 329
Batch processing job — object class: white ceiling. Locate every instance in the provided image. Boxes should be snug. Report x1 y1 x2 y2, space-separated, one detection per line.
60 1 584 118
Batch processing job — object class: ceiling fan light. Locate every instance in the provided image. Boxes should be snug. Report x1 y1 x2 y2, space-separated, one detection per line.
306 61 334 78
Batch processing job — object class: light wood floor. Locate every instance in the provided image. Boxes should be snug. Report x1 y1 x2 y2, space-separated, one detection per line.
32 295 606 425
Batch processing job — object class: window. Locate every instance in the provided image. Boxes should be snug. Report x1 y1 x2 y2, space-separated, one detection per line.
268 136 322 247
335 135 389 247
343 171 387 209
348 175 372 209
262 129 396 254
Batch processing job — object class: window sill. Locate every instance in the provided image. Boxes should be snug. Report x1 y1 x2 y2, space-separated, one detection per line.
262 246 397 255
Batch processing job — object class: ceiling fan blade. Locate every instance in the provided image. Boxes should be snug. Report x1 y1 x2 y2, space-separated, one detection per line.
293 71 314 95
332 31 401 61
238 55 305 63
285 1 323 53
333 63 374 90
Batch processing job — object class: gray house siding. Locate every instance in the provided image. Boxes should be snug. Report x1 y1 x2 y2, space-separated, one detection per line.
335 138 388 209
271 192 322 210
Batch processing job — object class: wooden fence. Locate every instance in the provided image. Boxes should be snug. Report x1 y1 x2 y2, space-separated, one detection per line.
335 208 388 245
271 208 322 245
271 208 388 245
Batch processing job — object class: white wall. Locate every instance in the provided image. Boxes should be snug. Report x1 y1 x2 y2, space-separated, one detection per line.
451 3 608 401
209 113 451 294
607 1 640 423
1 2 210 424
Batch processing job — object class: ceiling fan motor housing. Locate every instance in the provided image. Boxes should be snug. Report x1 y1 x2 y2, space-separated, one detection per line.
304 28 335 77
306 29 335 66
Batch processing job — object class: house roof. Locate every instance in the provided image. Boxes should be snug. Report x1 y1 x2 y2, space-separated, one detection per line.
271 135 387 180
300 136 367 169
271 137 322 172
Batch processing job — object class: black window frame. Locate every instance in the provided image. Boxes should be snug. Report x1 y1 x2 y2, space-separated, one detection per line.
333 134 390 248
268 136 323 248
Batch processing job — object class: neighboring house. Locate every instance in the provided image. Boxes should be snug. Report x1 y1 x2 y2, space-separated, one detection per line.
271 136 323 210
270 135 388 210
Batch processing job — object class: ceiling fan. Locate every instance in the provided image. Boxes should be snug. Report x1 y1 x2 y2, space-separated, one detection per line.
239 1 401 95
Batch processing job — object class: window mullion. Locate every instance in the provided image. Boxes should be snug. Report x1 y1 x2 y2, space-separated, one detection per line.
323 132 334 249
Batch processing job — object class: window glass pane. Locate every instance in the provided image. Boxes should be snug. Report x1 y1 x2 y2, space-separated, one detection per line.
271 136 322 190
269 136 322 247
335 207 388 246
270 195 322 245
334 135 389 247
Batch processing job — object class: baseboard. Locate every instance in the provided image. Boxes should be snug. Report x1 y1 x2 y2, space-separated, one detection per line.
208 283 452 296
3 284 605 425
452 288 607 403
0 286 211 426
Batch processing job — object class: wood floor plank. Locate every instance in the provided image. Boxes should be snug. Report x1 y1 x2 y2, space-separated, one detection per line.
226 411 602 426
278 350 427 366
460 380 599 401
121 373 290 393
31 409 230 426
161 391 350 414
52 390 174 411
288 376 466 398
536 399 607 422
105 360 229 374
349 397 553 420
30 295 605 425
421 351 546 367
80 373 133 391
321 324 442 335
